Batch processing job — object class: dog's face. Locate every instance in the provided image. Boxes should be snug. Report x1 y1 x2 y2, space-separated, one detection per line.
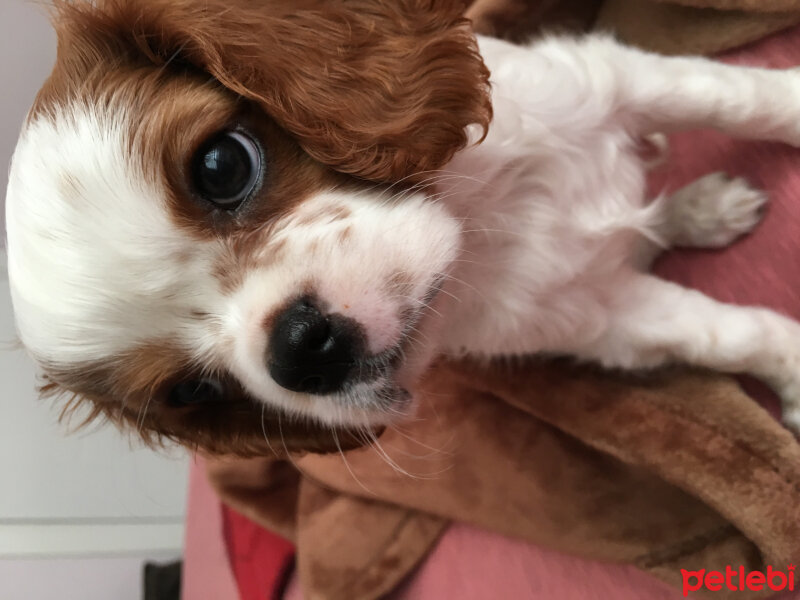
5 0 490 452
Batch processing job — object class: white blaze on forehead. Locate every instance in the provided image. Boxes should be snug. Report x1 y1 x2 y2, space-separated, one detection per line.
5 107 220 367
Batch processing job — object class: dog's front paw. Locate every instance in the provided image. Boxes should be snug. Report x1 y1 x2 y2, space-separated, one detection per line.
665 172 767 248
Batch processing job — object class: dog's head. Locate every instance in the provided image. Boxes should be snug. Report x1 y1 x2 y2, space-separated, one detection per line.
5 0 491 453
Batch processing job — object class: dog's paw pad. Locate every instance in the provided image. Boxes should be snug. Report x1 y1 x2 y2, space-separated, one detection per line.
666 172 767 248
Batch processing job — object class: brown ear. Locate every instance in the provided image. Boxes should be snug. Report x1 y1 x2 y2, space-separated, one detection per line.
56 0 492 183
42 375 375 458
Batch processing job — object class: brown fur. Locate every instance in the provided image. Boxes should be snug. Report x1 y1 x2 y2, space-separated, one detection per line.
47 0 492 183
43 343 371 456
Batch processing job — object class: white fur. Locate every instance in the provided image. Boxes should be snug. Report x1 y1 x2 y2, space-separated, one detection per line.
7 34 800 432
6 107 222 364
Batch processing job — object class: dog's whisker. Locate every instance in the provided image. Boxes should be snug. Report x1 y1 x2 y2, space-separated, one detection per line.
276 412 304 473
371 431 450 465
135 393 153 434
460 227 530 239
362 431 429 480
429 285 461 304
332 427 375 495
386 424 456 459
436 272 488 302
260 403 280 458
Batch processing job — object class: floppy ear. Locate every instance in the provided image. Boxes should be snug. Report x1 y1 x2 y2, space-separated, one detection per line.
42 375 375 457
56 0 492 183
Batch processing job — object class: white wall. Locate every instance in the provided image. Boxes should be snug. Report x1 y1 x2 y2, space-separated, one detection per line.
0 3 189 593
0 268 188 526
0 557 178 600
0 0 56 234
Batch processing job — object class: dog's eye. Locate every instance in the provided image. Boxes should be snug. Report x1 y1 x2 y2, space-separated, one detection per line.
192 131 262 209
167 378 225 407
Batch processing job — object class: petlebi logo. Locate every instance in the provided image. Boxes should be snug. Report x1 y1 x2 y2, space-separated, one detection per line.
681 565 796 596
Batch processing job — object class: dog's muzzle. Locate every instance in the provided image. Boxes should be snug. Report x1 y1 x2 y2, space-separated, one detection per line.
268 297 364 395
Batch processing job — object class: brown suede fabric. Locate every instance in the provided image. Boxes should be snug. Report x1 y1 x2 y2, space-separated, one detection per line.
466 0 800 54
652 0 800 10
204 4 800 600
466 0 603 42
208 361 800 600
596 0 800 55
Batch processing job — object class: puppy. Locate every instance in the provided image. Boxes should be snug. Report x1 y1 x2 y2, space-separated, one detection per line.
7 0 800 454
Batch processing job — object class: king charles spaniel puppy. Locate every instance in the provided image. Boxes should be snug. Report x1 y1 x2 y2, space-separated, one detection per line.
7 0 800 455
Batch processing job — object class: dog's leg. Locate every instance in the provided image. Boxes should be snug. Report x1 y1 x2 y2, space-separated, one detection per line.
571 36 800 144
572 273 800 434
636 172 768 269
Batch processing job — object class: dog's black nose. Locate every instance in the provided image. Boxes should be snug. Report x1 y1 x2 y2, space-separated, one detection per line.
268 297 362 395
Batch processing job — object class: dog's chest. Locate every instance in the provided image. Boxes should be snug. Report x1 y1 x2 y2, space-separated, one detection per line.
434 113 651 357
